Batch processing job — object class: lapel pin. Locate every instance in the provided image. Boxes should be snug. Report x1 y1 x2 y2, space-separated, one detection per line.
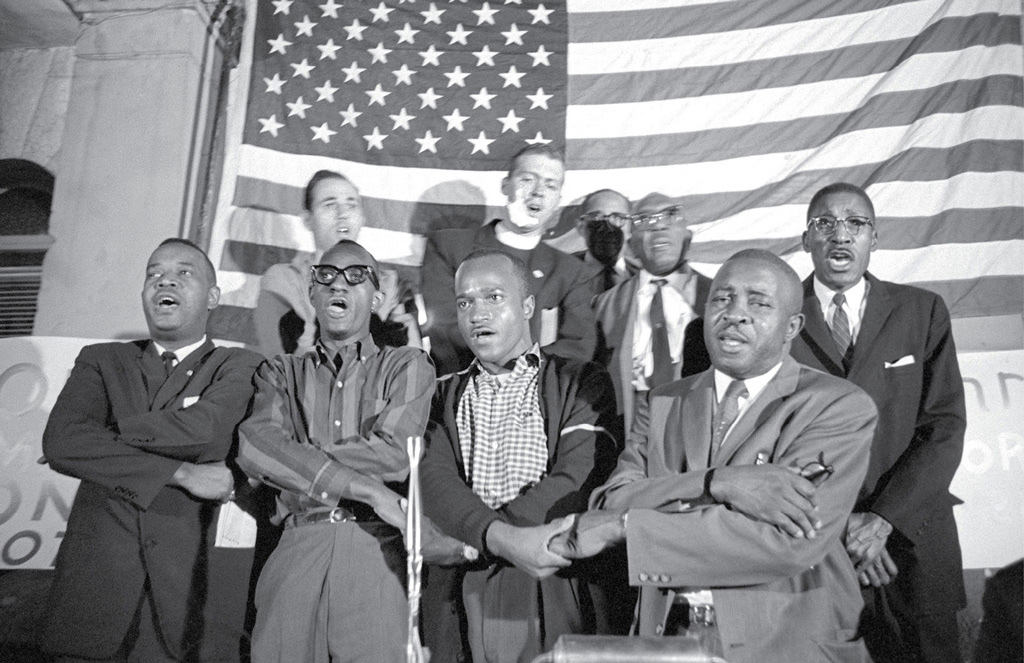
532 269 544 279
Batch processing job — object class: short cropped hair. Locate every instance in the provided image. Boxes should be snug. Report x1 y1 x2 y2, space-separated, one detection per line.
581 188 629 209
459 248 531 300
303 170 357 211
506 144 565 177
723 248 802 315
807 182 875 220
157 238 216 284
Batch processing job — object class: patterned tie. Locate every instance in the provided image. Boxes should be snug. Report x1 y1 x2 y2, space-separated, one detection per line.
831 293 852 364
649 279 676 388
711 379 748 457
161 351 177 378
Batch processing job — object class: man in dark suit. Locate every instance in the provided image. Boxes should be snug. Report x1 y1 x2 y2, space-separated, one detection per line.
594 193 712 436
552 249 877 663
41 238 264 663
420 145 601 376
790 182 967 663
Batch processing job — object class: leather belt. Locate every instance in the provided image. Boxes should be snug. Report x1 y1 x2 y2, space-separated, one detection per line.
286 501 382 528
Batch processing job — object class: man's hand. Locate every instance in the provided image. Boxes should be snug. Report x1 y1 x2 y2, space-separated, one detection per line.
846 511 894 567
485 519 573 579
171 461 234 501
857 548 898 587
710 465 820 538
548 510 626 559
421 517 478 566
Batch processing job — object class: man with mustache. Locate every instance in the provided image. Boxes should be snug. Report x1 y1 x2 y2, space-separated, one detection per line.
420 249 619 663
40 238 263 663
594 193 712 437
551 249 877 663
238 240 435 663
421 145 602 376
791 183 967 663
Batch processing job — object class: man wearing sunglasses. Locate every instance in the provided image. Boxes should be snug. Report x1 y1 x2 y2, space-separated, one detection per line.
791 183 967 663
238 240 436 663
594 193 713 438
574 189 637 292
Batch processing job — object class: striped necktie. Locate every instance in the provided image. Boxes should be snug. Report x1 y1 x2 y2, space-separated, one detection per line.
831 293 852 363
711 379 748 458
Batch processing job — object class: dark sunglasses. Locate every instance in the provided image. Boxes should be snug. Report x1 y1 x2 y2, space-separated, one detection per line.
310 264 380 289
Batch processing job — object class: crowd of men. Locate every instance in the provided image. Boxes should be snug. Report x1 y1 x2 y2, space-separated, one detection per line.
39 144 971 663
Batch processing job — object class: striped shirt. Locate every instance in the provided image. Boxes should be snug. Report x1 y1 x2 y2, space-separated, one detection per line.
238 334 435 520
456 345 548 510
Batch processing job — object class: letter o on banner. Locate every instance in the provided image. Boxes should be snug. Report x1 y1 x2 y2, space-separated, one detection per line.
3 530 42 566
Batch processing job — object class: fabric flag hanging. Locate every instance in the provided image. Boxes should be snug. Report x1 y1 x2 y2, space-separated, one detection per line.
208 0 1023 348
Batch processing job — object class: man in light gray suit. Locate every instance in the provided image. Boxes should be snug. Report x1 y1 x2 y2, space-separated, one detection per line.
554 249 877 663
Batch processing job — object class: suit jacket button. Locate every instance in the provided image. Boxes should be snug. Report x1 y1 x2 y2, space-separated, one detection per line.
655 625 664 635
639 572 649 582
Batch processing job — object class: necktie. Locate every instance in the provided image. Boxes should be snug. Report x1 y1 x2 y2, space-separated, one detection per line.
831 293 853 364
160 351 177 378
601 264 618 291
711 379 748 457
649 279 676 388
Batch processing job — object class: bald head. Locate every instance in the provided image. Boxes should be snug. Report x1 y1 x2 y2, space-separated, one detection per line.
723 249 803 316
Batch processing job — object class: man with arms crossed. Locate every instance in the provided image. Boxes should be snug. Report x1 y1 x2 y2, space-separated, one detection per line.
238 239 435 663
791 183 967 663
41 238 263 663
421 249 619 663
553 249 877 663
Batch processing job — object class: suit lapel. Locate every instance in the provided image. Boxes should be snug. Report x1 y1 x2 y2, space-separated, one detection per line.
152 340 216 410
618 279 640 419
679 371 715 472
800 277 845 374
850 272 893 373
716 357 800 464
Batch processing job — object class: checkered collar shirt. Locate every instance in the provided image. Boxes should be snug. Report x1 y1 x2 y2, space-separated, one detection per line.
456 344 548 509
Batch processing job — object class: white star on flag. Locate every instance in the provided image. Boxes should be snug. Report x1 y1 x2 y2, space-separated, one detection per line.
473 45 497 67
390 107 416 130
264 73 286 94
442 108 468 131
497 110 523 133
271 0 293 15
527 45 550 66
395 23 419 44
315 80 338 102
311 122 337 143
420 3 444 24
317 38 341 60
365 83 391 106
499 65 525 88
258 115 285 136
369 2 395 22
318 0 341 18
363 126 387 150
419 44 442 66
339 103 362 127
501 23 526 45
286 96 311 118
447 24 471 45
392 64 415 85
290 58 315 78
473 3 499 25
294 15 316 37
444 66 470 88
418 87 443 109
268 34 292 55
415 130 441 153
527 4 553 24
524 131 550 145
342 61 366 83
368 42 393 64
470 87 496 109
467 131 495 154
344 19 367 40
526 87 552 109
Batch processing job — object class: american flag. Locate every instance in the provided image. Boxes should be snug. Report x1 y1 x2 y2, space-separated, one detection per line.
208 0 1023 348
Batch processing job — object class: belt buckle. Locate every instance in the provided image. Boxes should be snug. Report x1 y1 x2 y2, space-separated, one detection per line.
328 507 349 523
691 604 715 627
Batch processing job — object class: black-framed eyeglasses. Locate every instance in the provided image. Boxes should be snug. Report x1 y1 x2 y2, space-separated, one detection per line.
579 211 630 229
310 264 379 289
807 215 874 236
631 206 684 229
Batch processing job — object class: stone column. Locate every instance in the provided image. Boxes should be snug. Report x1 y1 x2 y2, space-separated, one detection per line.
34 0 233 339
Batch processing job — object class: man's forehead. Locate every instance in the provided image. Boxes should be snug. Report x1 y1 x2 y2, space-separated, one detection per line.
584 191 629 213
812 190 872 214
148 243 198 267
322 244 376 269
513 154 564 177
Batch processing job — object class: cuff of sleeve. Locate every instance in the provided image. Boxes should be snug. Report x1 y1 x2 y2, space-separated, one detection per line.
309 459 348 505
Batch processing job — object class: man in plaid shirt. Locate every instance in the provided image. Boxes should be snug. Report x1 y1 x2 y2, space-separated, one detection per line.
421 248 620 663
